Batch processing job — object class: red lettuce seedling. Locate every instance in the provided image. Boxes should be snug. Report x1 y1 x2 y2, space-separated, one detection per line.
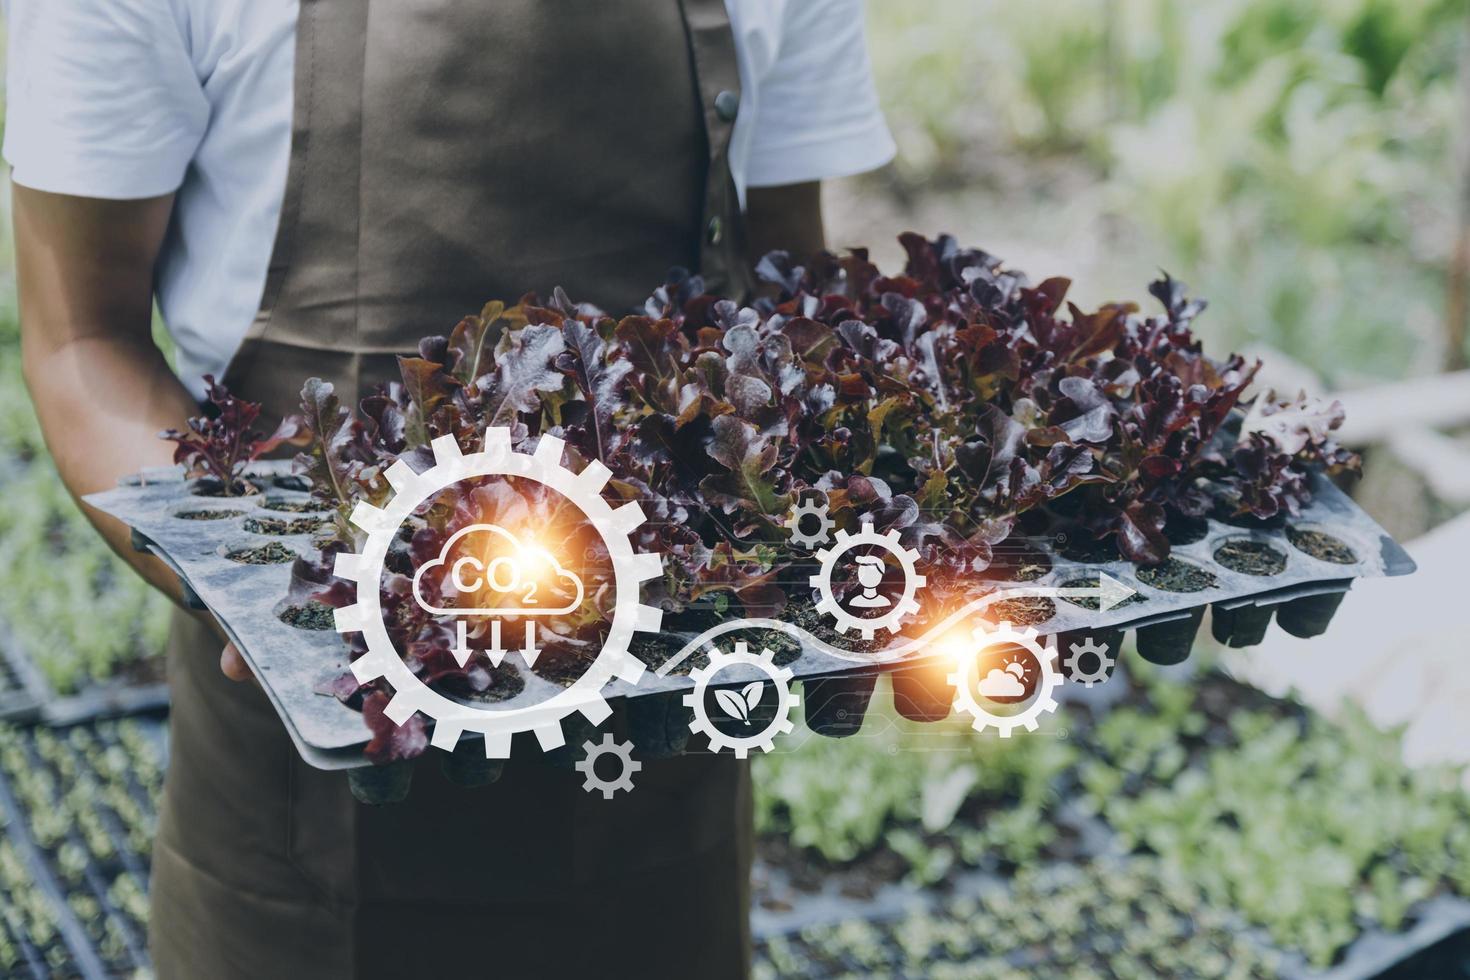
161 374 308 495
284 234 1364 761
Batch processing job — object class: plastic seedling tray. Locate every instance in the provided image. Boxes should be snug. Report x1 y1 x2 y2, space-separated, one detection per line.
0 625 43 724
750 672 1467 980
86 462 1413 769
0 718 166 979
752 857 1470 980
0 620 167 727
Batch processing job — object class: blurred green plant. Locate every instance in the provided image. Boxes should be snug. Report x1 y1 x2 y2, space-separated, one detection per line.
756 858 1285 979
754 659 1470 969
0 310 170 695
866 0 1464 380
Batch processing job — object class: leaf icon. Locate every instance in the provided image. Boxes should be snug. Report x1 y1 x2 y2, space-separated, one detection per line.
741 681 764 715
715 688 751 725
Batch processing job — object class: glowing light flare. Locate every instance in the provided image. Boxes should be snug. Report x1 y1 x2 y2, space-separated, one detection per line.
926 610 1038 708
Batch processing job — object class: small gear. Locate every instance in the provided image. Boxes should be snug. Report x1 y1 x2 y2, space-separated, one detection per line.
575 733 642 799
333 430 665 759
787 497 835 550
810 522 925 640
683 642 799 758
1063 635 1115 688
948 621 1063 737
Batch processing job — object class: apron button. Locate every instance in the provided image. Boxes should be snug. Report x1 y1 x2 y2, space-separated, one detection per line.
706 216 724 246
714 89 740 123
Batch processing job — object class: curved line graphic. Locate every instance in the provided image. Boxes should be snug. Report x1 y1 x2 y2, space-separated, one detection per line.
652 583 1120 677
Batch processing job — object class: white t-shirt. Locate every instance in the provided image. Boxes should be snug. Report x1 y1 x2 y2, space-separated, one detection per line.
2 0 894 399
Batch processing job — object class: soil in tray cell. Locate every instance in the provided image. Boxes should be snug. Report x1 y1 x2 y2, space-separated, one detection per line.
456 662 527 703
1286 526 1359 564
262 496 329 514
1058 531 1122 564
1059 574 1147 611
1212 539 1288 576
278 600 337 631
1135 557 1217 593
174 508 247 521
188 479 261 498
988 595 1057 627
978 543 1052 583
1164 514 1211 546
243 515 328 536
226 541 297 564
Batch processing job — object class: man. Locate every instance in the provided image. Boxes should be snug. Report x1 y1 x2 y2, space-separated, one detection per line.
5 1 927 976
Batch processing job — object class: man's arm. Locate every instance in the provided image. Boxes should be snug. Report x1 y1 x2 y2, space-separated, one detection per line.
13 185 199 606
745 181 825 265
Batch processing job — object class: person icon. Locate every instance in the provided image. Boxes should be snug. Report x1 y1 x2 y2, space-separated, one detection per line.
848 555 892 608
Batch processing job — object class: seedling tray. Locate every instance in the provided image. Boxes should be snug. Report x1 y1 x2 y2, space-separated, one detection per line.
0 621 167 727
751 665 1468 980
753 856 1470 980
0 627 43 724
0 718 165 979
86 462 1413 769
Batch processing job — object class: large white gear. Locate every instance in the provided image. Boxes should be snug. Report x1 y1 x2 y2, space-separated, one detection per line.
333 430 664 759
787 497 835 550
948 621 1063 738
1063 635 1115 688
809 522 925 640
575 733 641 799
683 641 799 758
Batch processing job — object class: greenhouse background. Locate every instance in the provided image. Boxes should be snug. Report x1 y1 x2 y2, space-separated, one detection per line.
1 0 1469 976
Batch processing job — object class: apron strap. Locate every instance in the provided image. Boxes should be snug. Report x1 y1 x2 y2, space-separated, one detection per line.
679 0 753 301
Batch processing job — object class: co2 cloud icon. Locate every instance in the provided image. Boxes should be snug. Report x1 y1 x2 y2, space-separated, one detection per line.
412 523 584 616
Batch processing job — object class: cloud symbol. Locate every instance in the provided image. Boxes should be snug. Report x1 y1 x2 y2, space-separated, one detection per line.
412 522 584 616
977 664 1027 699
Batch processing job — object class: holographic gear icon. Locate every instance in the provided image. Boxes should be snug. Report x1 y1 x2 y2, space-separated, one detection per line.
810 522 925 640
575 733 642 799
1063 635 1115 688
333 430 664 759
787 497 835 550
948 621 1063 738
683 642 799 758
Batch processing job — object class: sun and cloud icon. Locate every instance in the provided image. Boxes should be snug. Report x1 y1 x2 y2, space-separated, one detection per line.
976 653 1036 702
411 523 584 617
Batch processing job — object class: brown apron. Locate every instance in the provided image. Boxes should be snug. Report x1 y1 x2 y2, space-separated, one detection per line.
149 2 753 977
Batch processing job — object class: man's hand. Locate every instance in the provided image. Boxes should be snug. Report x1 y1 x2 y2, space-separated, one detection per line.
219 642 254 684
13 186 202 609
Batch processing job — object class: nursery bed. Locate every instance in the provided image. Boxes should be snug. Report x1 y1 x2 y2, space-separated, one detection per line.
0 669 1463 978
87 461 1413 769
752 864 1470 980
0 457 170 726
0 718 166 979
750 663 1470 979
0 626 42 724
0 629 167 728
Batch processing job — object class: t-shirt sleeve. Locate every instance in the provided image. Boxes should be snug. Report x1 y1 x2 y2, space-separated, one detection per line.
742 0 896 188
2 0 208 198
